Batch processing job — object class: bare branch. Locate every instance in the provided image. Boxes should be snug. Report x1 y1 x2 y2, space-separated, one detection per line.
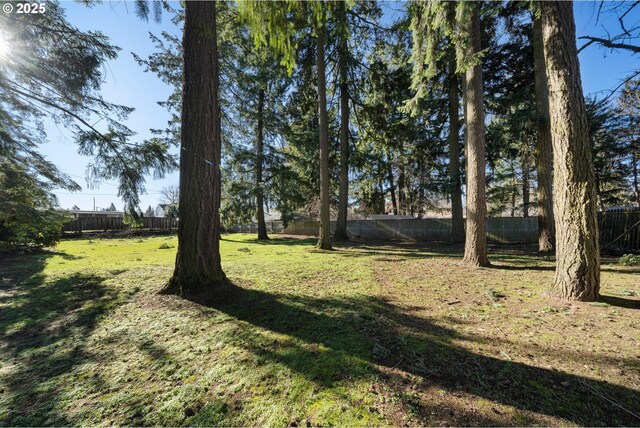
578 36 640 54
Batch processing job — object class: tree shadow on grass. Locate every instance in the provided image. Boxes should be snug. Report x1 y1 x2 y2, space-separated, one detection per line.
221 236 569 268
490 264 555 271
601 266 640 275
0 254 123 426
193 282 640 426
598 294 640 309
221 236 317 247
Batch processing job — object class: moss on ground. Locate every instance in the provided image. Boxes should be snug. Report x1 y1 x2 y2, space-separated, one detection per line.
0 234 638 426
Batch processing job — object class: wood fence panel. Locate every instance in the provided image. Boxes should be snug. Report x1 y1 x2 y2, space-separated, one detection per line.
599 211 640 251
62 216 179 233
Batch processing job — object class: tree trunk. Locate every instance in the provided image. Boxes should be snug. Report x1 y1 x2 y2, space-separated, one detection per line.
462 4 490 267
595 172 605 212
541 1 600 301
522 154 530 218
633 150 639 205
532 16 555 252
418 167 426 218
316 20 332 250
398 154 406 215
334 2 350 241
511 172 516 217
164 1 227 298
256 86 269 240
448 4 465 243
387 155 398 215
377 178 385 214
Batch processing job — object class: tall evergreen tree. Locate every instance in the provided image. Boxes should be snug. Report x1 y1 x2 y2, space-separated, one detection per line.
446 2 464 243
315 8 332 250
447 47 464 242
0 1 174 220
532 15 555 252
541 1 600 301
587 97 634 209
255 82 269 240
238 0 334 249
333 0 351 241
617 79 640 206
408 1 491 260
461 3 490 267
163 1 228 298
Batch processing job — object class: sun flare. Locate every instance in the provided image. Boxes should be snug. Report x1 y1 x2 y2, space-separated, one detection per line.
0 32 11 59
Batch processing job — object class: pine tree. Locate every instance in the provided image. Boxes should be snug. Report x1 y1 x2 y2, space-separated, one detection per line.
541 1 600 301
445 2 464 243
315 9 332 250
238 0 334 249
163 1 228 298
0 1 173 249
408 1 490 261
333 0 351 241
461 3 490 267
532 15 555 252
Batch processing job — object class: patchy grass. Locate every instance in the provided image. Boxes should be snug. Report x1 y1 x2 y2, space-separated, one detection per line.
0 234 638 426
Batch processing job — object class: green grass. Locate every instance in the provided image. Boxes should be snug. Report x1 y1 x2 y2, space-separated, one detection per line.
0 234 639 426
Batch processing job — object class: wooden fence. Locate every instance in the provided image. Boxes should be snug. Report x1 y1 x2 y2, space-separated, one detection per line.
62 216 178 233
599 210 640 252
231 214 640 251
230 218 539 243
62 212 640 251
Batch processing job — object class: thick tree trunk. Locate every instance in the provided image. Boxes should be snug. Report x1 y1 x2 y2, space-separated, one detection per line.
164 1 227 298
256 86 269 240
316 21 332 250
462 4 490 267
532 16 556 252
541 1 600 301
334 2 350 241
448 5 465 243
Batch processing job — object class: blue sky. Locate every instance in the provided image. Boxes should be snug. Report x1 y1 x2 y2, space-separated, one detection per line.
41 1 182 211
41 1 639 211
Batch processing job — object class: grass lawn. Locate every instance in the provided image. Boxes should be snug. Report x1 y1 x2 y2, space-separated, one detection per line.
0 234 639 426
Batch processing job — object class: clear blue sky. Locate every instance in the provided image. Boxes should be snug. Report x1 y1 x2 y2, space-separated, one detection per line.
43 1 639 211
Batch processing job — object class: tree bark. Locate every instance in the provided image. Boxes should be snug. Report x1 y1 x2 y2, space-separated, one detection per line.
448 51 464 242
164 1 227 298
256 86 269 240
532 16 556 252
334 1 350 241
398 154 406 215
522 154 530 218
633 149 639 206
387 154 398 215
541 1 600 301
511 171 517 217
316 20 332 250
462 4 490 267
418 167 427 218
377 178 385 214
